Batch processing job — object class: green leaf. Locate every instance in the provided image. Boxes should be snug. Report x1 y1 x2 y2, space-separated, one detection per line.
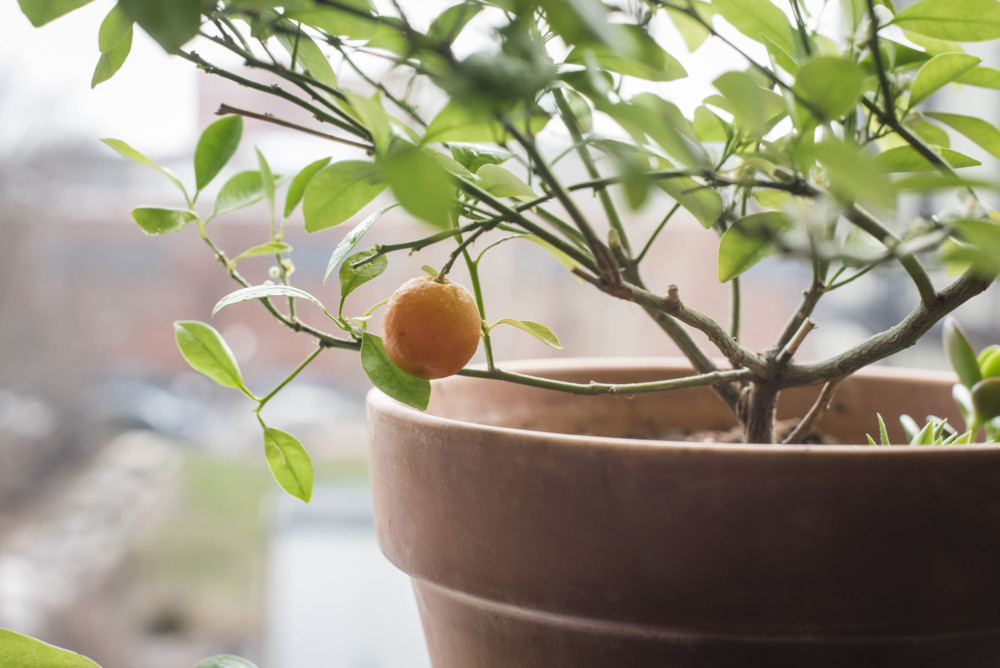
286 2 377 41
449 143 514 173
872 145 980 172
324 204 396 284
475 164 538 199
345 91 393 156
718 211 792 282
102 138 186 195
712 0 797 59
284 157 331 218
263 428 314 503
276 25 337 89
174 321 245 390
878 413 891 446
195 116 243 192
910 120 951 148
212 285 329 317
427 2 482 45
979 345 1000 378
667 3 712 52
809 140 895 209
303 161 385 232
192 655 260 668
893 0 1000 42
564 24 687 82
910 419 936 445
693 105 730 143
0 629 100 667
910 53 981 107
380 145 455 228
490 318 562 349
119 0 200 52
213 170 265 218
91 26 132 88
793 56 864 122
131 207 196 235
944 317 982 389
360 333 431 410
947 219 1000 277
655 172 723 229
425 100 506 144
712 70 787 137
340 249 387 301
98 3 132 52
232 242 292 263
927 111 1000 160
256 148 275 218
18 0 95 26
972 377 1000 422
957 66 1000 89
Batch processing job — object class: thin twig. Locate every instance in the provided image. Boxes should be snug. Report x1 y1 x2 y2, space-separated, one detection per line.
782 380 842 444
216 104 373 152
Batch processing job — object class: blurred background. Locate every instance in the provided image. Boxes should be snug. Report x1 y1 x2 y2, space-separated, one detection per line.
2 1 999 666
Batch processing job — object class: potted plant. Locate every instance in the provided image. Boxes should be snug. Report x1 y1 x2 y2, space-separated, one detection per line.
17 0 1000 664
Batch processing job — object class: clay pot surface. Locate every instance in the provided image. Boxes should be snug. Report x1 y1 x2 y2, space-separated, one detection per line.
366 358 1000 667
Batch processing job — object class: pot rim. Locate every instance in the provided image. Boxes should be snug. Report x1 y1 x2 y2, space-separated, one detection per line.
366 356 1000 457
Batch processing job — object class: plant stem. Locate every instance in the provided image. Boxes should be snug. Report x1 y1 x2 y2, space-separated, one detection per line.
458 366 753 397
215 104 373 152
257 344 324 411
782 380 842 444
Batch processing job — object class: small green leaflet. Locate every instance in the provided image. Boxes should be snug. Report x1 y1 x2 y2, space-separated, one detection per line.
892 0 1000 42
212 285 332 318
340 249 387 301
285 157 331 218
0 629 100 667
793 56 864 123
131 207 197 235
263 428 314 503
872 145 980 172
92 3 133 88
944 317 982 389
276 26 338 89
427 2 482 45
564 24 687 82
18 0 95 26
303 161 385 232
380 145 455 228
119 0 200 53
256 148 276 219
102 138 186 195
927 112 1000 160
194 116 243 192
232 242 292 263
476 164 538 198
909 54 980 107
425 101 507 144
360 333 430 410
213 170 266 218
717 211 792 282
174 321 246 390
712 0 797 61
192 655 260 668
324 204 396 285
490 318 562 349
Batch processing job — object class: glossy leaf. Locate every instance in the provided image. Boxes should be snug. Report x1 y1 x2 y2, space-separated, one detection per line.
102 138 186 194
712 0 797 58
944 317 982 389
972 378 1000 422
213 170 265 218
927 112 1000 160
212 285 328 317
232 242 292 263
276 26 337 89
92 26 132 88
131 207 196 235
195 116 243 192
18 0 95 26
339 249 387 301
119 0 200 53
893 0 1000 42
380 145 455 228
449 143 514 173
192 655 260 668
303 161 385 232
979 345 1000 378
872 145 980 172
957 66 1000 89
360 333 431 410
793 56 864 122
718 211 792 282
476 164 537 198
909 53 980 106
174 321 245 390
98 3 131 52
263 428 314 503
491 318 562 349
284 157 331 218
324 204 396 284
565 24 687 82
0 629 99 667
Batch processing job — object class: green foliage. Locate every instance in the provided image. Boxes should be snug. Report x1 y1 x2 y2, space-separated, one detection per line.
489 318 562 349
360 333 431 410
174 321 246 391
263 428 314 503
303 161 385 232
0 629 100 667
195 116 243 193
131 207 196 235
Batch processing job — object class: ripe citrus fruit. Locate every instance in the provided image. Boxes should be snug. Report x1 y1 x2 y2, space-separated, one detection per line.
383 276 482 379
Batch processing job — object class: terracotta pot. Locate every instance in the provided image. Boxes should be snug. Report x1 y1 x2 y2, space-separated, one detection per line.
366 358 1000 667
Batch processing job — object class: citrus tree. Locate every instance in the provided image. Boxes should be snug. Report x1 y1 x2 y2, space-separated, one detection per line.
19 0 1000 501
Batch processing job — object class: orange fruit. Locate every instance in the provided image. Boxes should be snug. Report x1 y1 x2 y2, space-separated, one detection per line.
383 276 482 379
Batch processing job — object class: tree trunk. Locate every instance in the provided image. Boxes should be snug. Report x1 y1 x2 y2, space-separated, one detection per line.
743 382 778 443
